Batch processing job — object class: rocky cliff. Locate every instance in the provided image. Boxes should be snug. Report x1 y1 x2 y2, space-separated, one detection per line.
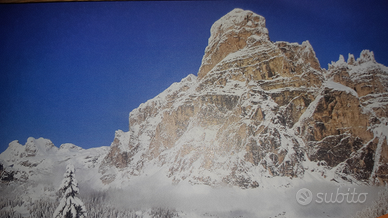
99 8 388 188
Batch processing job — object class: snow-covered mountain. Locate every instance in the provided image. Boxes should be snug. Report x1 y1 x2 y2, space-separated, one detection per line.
1 8 388 218
0 137 109 189
98 8 388 188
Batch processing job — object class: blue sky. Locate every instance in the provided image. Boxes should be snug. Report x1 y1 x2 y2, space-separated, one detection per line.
0 0 387 153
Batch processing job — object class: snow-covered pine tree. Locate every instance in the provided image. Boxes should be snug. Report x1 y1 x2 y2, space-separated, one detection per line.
53 164 87 218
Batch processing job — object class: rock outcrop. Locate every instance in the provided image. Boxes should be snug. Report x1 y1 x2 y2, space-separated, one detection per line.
198 8 271 79
99 8 388 188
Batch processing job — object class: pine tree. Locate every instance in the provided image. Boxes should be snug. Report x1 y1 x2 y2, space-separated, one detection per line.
53 164 87 218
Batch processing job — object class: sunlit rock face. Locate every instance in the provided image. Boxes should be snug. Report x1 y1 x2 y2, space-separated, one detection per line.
98 9 388 188
198 8 271 80
312 51 388 185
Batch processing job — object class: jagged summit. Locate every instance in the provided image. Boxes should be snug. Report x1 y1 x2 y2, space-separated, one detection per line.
329 50 377 68
328 49 388 98
198 8 271 79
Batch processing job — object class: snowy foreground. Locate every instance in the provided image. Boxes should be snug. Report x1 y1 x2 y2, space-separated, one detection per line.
1 181 386 218
0 152 387 218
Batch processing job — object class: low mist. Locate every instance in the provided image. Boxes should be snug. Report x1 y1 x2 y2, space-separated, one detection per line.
77 173 382 218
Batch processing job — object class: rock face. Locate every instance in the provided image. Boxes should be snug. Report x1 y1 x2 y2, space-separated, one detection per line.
198 9 271 79
99 8 388 188
317 51 388 185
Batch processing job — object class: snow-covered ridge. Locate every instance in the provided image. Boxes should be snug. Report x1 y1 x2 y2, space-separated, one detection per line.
0 136 109 189
0 137 56 162
323 80 359 97
59 143 84 152
130 74 197 116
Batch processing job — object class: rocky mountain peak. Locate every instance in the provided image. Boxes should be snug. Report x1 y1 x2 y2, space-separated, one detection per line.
357 49 376 64
198 8 270 79
94 9 388 188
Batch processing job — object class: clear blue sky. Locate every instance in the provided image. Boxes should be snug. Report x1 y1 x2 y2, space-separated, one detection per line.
1 0 387 153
